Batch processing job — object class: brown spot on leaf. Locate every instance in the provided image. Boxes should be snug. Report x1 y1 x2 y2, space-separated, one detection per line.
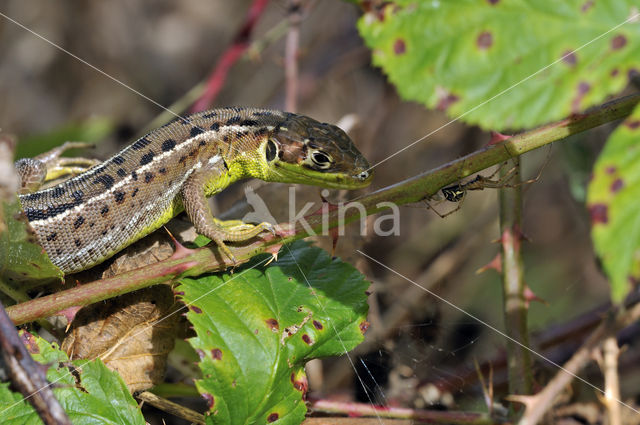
202 393 214 409
578 81 590 93
611 68 619 77
21 331 39 354
477 31 493 49
211 349 222 360
487 0 499 4
265 318 279 331
571 81 590 113
561 50 577 66
588 203 608 224
625 120 640 130
291 373 308 393
611 35 627 50
606 166 617 175
267 413 279 422
581 0 594 12
436 91 460 111
610 178 624 193
359 321 370 334
189 305 202 314
302 334 312 344
313 320 323 330
393 38 406 55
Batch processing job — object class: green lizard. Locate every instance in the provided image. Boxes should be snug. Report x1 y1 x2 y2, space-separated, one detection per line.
14 108 372 274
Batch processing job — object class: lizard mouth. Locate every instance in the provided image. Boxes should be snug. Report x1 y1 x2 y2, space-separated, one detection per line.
273 162 373 189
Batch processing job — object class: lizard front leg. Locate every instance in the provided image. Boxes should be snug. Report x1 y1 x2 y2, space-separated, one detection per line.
15 141 99 193
181 163 275 263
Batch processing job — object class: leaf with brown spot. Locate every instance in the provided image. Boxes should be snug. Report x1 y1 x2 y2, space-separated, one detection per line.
177 241 369 425
588 105 640 302
357 0 640 129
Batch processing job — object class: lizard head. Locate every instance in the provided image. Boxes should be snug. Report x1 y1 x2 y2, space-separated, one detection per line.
261 114 373 189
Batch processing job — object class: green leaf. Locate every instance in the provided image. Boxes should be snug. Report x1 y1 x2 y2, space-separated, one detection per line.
357 0 638 130
587 105 640 302
0 331 145 425
0 197 63 286
177 241 370 425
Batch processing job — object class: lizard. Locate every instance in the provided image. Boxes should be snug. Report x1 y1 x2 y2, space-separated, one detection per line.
14 107 372 275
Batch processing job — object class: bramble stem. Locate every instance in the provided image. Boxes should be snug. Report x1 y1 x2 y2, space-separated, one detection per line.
6 94 640 325
498 157 533 402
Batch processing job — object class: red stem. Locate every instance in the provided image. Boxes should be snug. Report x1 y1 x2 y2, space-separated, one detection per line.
190 0 270 112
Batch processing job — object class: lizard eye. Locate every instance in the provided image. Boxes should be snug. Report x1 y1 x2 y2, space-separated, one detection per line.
265 140 278 162
310 151 332 169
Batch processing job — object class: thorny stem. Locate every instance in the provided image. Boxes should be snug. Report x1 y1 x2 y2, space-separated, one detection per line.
498 157 533 400
514 302 640 425
5 94 640 326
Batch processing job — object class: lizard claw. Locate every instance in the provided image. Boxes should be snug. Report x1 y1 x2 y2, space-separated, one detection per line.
215 238 237 266
260 222 277 236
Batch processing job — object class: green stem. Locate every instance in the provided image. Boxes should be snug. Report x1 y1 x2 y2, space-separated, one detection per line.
498 157 533 401
6 94 640 325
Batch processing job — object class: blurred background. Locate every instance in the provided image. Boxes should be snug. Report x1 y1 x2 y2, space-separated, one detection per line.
2 0 633 422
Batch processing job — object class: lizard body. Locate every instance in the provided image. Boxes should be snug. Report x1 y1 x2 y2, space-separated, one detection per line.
17 108 372 274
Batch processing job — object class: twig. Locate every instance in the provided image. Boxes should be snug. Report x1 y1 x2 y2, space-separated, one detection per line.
285 0 303 111
599 336 622 425
137 390 205 424
498 157 533 398
0 301 71 424
512 302 640 425
310 399 507 425
190 0 270 112
428 294 640 395
303 419 410 425
5 94 640 326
